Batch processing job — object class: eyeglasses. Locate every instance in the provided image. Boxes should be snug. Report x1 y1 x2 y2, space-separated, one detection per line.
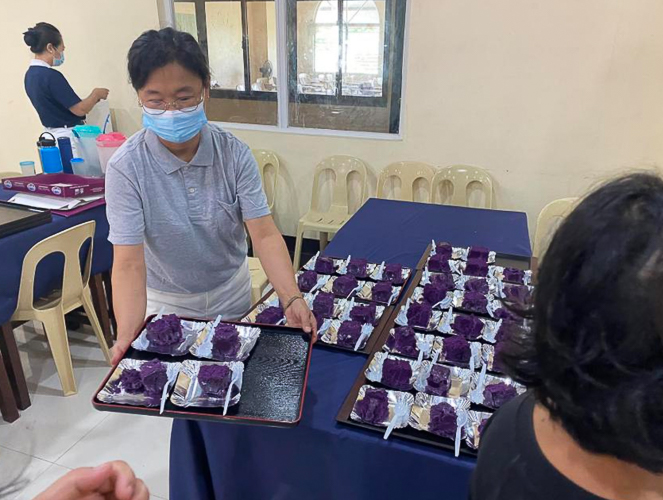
140 94 204 115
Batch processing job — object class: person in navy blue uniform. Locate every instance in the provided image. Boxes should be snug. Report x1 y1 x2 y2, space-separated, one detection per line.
23 22 109 149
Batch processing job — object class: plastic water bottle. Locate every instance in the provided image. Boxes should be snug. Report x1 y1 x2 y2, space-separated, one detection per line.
37 132 63 174
19 161 36 175
57 136 74 174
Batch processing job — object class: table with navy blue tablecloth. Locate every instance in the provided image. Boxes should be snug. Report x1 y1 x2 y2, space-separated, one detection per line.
170 199 532 500
0 187 112 327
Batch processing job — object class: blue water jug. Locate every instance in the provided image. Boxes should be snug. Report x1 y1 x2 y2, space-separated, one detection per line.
37 132 63 174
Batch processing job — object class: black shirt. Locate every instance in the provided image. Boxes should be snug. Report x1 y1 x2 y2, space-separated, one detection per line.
470 393 605 500
24 64 84 128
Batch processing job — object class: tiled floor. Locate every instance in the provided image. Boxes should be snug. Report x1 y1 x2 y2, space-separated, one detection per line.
0 323 171 499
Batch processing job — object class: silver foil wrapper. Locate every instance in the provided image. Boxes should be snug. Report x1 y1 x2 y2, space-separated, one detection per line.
302 252 346 274
364 352 421 390
132 317 207 357
337 297 386 325
190 322 261 362
419 268 462 287
382 328 435 360
336 258 412 284
453 274 502 294
429 241 468 260
438 309 502 343
450 290 501 316
395 299 444 332
97 358 182 413
409 392 471 456
318 318 374 350
240 295 283 324
304 292 354 320
410 287 454 310
350 384 414 434
431 337 483 371
481 343 508 373
488 265 533 286
320 275 366 299
469 372 526 409
170 359 244 410
356 281 402 305
413 361 473 398
465 410 493 450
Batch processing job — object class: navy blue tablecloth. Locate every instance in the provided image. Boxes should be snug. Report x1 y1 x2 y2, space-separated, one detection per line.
0 188 113 326
170 199 531 500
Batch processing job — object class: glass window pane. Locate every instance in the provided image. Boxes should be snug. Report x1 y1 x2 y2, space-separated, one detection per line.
247 1 278 92
175 2 199 41
206 1 244 90
297 0 338 96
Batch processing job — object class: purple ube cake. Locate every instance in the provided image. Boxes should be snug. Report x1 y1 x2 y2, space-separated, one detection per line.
452 314 484 340
347 258 369 279
407 301 433 329
467 246 490 262
423 283 448 305
430 272 456 291
333 275 359 297
337 321 363 348
503 267 525 283
464 259 489 277
117 368 143 394
381 358 413 390
314 256 335 275
495 319 518 343
463 291 488 314
464 278 489 294
139 359 168 397
385 327 418 358
383 263 405 285
350 303 377 324
504 284 532 305
354 388 389 425
372 282 393 303
298 270 319 292
426 364 451 396
145 314 183 353
428 402 459 440
211 324 241 361
483 383 517 409
198 364 232 397
443 336 471 364
428 253 450 273
313 292 335 318
435 243 453 261
256 306 284 325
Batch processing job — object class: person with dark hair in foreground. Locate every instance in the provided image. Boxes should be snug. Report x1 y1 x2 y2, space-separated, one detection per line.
23 22 109 147
106 27 315 365
471 173 663 500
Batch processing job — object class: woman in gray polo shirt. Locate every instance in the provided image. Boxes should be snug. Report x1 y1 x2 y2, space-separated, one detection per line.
105 28 315 363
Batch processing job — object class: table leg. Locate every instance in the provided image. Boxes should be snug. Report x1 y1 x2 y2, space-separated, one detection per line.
0 351 19 423
90 274 113 346
0 323 30 410
102 271 117 337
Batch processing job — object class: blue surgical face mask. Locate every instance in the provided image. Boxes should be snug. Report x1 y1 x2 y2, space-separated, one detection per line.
52 49 65 67
142 105 208 144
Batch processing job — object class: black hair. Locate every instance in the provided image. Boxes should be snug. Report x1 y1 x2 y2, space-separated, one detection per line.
504 173 663 472
23 22 62 54
127 27 210 90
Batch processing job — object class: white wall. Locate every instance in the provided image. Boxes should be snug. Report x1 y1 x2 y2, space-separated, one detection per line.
0 0 160 173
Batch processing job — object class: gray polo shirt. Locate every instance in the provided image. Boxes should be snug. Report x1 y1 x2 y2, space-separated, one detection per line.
105 123 270 294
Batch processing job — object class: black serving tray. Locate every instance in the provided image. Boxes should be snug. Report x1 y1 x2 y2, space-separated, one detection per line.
93 318 313 428
0 201 52 238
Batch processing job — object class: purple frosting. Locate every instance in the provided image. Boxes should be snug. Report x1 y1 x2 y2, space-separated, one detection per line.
493 307 519 322
428 402 459 440
463 292 488 314
423 283 448 305
333 275 359 297
483 383 517 409
426 364 451 396
256 306 284 325
313 292 335 318
298 270 319 293
495 319 518 343
139 359 168 396
443 336 471 364
504 285 532 305
372 282 393 303
337 321 362 348
453 314 484 340
117 368 143 394
430 272 456 291
428 253 450 273
145 314 183 349
385 327 418 358
467 246 490 262
407 301 432 329
355 388 390 425
347 258 369 278
464 260 489 277
381 358 413 390
314 256 335 275
383 263 405 285
464 278 489 294
503 267 525 283
435 243 453 261
198 364 232 397
211 324 241 361
350 303 377 324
